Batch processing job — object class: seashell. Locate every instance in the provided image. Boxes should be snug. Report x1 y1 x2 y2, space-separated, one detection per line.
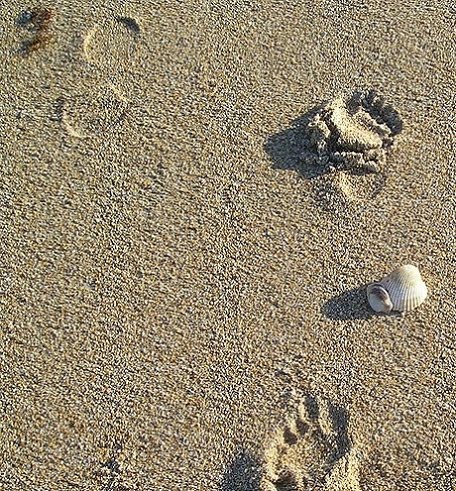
367 265 427 314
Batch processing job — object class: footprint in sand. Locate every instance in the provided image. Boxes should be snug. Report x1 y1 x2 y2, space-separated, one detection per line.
303 90 402 207
83 16 141 66
262 394 361 491
266 90 402 209
83 16 142 100
55 88 127 138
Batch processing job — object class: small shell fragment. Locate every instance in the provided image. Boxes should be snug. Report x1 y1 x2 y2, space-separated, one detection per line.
367 265 428 314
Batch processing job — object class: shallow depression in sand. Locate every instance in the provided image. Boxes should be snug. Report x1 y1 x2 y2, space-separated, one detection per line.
83 16 141 67
58 90 127 138
261 394 361 491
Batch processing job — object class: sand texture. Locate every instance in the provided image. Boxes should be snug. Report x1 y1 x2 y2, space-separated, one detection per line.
1 1 456 490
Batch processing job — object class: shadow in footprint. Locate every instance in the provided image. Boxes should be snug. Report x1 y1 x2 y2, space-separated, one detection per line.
264 105 327 180
220 449 261 491
265 91 402 211
304 393 320 421
327 402 351 462
115 16 141 36
322 284 373 321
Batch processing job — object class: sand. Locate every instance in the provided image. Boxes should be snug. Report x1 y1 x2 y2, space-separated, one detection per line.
1 1 455 490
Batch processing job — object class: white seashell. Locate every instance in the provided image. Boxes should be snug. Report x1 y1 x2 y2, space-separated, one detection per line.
366 283 394 313
367 265 428 314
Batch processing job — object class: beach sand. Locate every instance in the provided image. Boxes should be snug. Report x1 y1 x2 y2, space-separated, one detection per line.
1 1 455 490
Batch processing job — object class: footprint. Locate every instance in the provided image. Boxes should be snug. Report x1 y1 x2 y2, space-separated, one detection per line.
262 395 361 491
304 90 402 175
94 440 130 491
83 16 142 102
16 8 54 56
302 90 402 206
55 88 127 138
265 90 402 210
83 16 141 68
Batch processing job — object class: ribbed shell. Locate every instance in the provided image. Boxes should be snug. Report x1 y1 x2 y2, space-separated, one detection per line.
378 265 427 313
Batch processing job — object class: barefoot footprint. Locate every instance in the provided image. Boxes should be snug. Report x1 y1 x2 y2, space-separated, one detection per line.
83 16 142 101
303 90 402 207
55 87 127 138
83 16 140 66
262 394 361 491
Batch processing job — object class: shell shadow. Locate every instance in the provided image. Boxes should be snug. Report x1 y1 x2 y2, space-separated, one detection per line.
322 284 374 321
220 449 261 491
264 104 327 180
